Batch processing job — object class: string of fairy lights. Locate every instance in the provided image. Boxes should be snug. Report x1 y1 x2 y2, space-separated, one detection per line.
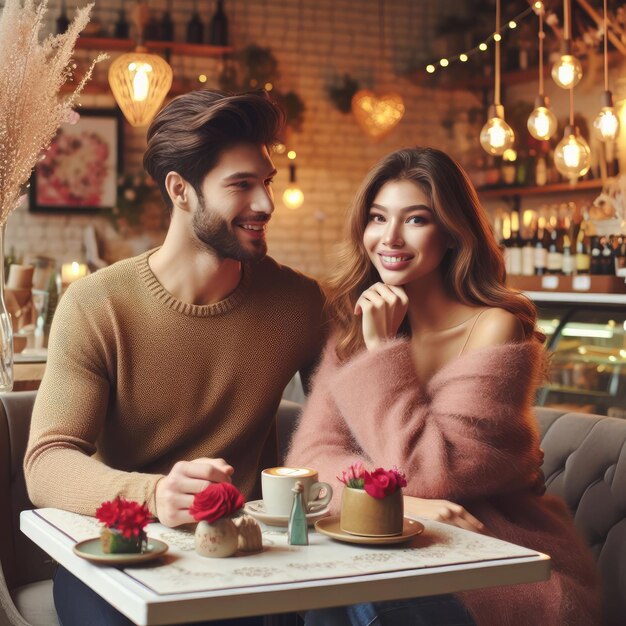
424 5 535 76
423 1 620 182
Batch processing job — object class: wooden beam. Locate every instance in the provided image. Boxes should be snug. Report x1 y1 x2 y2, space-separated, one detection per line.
575 0 626 56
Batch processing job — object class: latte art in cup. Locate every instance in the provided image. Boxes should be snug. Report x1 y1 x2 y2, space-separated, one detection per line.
261 467 333 516
264 467 316 477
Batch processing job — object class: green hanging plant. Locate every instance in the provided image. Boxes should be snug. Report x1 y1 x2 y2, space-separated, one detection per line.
327 74 360 114
219 45 305 132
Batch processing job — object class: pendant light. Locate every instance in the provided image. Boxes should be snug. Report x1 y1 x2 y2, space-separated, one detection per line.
108 1 173 127
593 0 619 142
283 151 304 210
527 2 557 141
551 0 583 89
480 0 515 156
554 87 591 180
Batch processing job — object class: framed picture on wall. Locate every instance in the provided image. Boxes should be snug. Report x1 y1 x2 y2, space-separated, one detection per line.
29 108 123 214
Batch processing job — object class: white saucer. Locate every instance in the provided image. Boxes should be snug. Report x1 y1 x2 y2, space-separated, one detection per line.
243 500 330 527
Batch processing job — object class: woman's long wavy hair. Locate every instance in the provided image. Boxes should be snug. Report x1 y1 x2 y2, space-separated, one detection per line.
327 147 544 361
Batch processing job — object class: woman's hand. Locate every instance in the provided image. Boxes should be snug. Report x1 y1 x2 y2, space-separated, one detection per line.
403 495 486 534
355 283 408 350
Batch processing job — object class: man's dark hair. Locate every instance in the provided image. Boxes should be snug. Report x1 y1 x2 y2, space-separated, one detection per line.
143 89 285 210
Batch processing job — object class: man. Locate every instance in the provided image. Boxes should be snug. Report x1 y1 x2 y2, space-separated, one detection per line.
24 90 326 626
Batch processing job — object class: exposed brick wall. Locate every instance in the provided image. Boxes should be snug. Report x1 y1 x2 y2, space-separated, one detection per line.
7 0 476 279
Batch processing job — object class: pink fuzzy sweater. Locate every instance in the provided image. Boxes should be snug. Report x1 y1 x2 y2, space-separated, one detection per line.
287 339 600 626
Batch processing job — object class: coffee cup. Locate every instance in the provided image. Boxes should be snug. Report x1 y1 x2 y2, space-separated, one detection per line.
261 467 333 517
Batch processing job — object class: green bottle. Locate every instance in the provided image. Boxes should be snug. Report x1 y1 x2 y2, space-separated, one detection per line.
288 481 308 546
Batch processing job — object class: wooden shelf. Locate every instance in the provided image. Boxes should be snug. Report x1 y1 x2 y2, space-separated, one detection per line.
75 37 232 58
507 275 626 294
477 179 603 198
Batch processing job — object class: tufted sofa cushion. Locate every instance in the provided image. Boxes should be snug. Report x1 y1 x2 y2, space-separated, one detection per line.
534 407 626 626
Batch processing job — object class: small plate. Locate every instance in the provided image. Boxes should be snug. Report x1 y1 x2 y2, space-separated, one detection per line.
73 538 168 565
244 500 330 527
315 516 424 545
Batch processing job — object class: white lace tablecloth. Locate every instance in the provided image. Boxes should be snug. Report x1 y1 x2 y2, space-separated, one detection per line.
35 508 539 596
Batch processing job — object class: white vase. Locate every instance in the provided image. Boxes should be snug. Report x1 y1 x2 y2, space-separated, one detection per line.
194 518 238 558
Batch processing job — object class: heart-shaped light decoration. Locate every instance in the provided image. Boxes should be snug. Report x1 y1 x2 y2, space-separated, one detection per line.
351 90 405 140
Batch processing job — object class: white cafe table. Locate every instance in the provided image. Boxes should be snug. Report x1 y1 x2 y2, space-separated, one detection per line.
21 509 550 626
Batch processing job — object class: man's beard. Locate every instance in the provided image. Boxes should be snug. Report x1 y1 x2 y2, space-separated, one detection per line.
192 195 268 262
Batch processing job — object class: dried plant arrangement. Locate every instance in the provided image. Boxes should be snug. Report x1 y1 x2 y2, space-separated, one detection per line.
0 0 106 227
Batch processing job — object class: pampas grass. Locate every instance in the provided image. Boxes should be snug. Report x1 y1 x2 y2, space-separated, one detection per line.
0 0 106 226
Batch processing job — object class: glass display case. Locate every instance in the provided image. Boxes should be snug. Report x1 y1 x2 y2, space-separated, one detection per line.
534 293 626 417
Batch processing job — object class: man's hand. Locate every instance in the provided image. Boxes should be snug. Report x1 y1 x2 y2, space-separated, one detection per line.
403 495 486 534
355 283 408 350
155 457 234 527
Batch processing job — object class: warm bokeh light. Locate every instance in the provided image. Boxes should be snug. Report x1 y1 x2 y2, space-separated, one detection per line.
527 105 557 140
551 54 583 89
554 127 591 179
283 187 304 210
480 116 515 156
593 107 620 142
287 150 297 160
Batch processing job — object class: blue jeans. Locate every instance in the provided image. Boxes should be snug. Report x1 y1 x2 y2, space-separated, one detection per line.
304 595 475 626
53 566 266 626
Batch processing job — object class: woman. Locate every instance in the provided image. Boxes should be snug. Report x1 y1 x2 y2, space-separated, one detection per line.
286 147 599 626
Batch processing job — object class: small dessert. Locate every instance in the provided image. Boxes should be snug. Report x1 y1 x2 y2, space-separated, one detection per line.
96 496 152 554
234 514 263 552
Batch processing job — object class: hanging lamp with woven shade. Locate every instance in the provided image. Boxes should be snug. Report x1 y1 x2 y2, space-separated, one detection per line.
108 48 172 127
108 1 173 128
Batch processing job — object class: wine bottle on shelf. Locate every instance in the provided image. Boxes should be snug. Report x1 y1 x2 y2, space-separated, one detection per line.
590 236 603 275
614 235 626 278
209 0 229 46
56 0 70 34
144 9 161 41
509 231 522 276
562 235 574 276
186 0 204 44
521 237 535 276
159 0 175 42
546 228 563 275
601 237 614 275
534 218 548 276
575 224 590 275
114 11 130 38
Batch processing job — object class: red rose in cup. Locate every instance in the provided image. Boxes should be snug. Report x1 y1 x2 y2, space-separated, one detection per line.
363 468 408 499
95 497 152 539
189 483 245 523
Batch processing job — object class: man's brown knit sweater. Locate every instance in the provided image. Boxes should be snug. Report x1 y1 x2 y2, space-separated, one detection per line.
24 250 326 517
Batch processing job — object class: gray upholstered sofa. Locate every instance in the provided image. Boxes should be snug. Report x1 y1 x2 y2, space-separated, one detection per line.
2 394 625 625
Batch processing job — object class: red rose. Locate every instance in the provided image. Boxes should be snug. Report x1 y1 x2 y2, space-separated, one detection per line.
189 483 245 523
363 468 405 499
96 497 152 538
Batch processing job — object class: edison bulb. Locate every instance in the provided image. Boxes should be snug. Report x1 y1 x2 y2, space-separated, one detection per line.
554 127 591 179
594 107 620 141
130 62 152 102
283 187 304 210
551 54 583 89
527 105 557 140
480 115 515 156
